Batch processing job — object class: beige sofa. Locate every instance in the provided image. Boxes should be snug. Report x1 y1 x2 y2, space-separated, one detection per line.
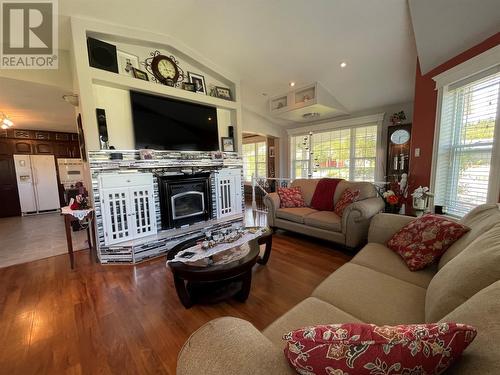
177 204 500 374
264 179 385 248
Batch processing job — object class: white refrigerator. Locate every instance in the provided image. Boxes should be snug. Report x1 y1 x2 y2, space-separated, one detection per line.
13 154 60 214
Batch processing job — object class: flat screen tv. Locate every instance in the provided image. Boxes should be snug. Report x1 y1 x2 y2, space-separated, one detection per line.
131 91 219 151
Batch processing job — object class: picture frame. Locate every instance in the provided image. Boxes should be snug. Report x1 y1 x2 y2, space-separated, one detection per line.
214 86 232 101
221 137 235 152
187 72 207 94
182 82 196 92
132 67 149 81
117 50 140 76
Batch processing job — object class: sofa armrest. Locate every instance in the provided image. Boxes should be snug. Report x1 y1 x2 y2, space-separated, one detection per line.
367 213 415 244
263 192 280 227
341 197 385 248
177 317 292 375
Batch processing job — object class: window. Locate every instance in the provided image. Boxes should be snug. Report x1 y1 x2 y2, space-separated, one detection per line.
242 141 267 182
290 124 378 181
434 68 499 217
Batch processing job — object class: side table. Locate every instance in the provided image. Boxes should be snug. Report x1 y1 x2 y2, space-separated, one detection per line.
61 207 97 269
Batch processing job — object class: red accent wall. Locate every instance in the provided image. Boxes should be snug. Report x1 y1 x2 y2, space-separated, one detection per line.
410 32 500 189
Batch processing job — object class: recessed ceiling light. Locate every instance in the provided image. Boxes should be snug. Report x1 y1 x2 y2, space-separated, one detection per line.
289 82 295 87
340 62 347 68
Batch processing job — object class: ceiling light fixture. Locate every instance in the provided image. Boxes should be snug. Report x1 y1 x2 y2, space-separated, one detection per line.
340 62 347 68
289 82 295 87
62 94 79 107
0 112 14 129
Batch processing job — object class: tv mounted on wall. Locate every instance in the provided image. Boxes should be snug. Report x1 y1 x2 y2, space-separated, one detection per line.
130 91 219 151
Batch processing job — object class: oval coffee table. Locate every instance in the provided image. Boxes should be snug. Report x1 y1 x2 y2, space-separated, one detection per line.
167 226 272 308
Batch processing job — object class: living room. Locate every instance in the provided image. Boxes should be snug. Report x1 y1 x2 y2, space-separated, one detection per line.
0 1 499 374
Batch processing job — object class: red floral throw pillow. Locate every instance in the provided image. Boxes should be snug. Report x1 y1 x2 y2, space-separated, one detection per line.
387 214 470 271
278 187 306 208
283 322 476 375
333 189 360 217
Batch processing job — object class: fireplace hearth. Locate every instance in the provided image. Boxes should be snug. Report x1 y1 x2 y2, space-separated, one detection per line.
158 173 212 229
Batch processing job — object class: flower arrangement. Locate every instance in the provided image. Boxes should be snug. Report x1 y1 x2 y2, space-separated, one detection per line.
390 110 407 125
70 194 89 210
383 190 400 205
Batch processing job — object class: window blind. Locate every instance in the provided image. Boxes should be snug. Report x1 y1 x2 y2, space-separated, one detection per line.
434 69 499 217
290 124 378 181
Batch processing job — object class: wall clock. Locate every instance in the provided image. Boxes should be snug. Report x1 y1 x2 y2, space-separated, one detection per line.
143 50 185 87
390 129 411 145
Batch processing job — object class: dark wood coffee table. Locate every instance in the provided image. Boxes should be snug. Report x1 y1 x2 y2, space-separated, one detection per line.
167 226 272 308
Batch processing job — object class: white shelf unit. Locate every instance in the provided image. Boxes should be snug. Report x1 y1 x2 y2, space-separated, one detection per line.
269 82 348 122
99 173 157 246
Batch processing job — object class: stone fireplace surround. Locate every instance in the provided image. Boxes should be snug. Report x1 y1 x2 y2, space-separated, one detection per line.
89 150 244 264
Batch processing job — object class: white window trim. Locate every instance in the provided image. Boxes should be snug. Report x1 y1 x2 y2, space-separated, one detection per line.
430 46 500 209
287 113 385 180
242 140 267 183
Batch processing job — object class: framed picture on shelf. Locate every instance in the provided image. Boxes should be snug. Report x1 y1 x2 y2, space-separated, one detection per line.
187 72 207 94
182 82 196 92
221 137 234 152
214 86 232 101
132 67 149 81
117 50 140 76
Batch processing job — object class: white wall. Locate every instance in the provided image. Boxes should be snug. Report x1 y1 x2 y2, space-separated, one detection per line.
92 83 232 150
242 108 288 178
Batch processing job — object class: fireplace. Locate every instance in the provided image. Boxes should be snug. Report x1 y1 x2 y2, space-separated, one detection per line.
158 173 212 229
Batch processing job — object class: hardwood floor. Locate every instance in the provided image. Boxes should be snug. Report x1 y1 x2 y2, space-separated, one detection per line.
0 231 351 375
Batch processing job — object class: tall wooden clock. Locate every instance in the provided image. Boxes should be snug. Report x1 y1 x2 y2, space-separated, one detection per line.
386 124 412 183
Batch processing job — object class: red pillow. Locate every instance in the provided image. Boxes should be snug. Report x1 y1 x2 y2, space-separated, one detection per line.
387 214 470 271
283 322 476 375
333 189 360 217
310 178 343 211
278 187 306 208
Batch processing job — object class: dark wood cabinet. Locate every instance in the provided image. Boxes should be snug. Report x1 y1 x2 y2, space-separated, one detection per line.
13 140 32 154
0 155 21 217
69 142 81 158
33 141 54 154
54 142 71 158
386 124 412 183
0 139 14 156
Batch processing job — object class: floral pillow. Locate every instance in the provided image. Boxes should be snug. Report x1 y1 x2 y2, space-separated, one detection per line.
333 189 360 217
283 322 476 375
278 187 306 208
387 214 470 271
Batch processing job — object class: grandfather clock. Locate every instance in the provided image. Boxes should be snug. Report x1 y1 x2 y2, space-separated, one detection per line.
386 124 411 183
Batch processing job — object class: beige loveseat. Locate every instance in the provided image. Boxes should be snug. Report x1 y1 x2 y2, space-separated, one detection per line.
178 204 500 374
264 179 385 248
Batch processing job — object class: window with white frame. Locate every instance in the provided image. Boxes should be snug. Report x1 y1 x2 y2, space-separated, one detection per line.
434 68 499 217
242 141 267 182
290 124 378 181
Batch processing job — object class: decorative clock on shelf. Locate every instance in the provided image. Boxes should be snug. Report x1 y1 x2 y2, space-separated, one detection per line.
143 50 185 87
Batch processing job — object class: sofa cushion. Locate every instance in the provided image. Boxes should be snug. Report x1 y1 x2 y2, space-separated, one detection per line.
276 207 317 224
277 187 306 208
425 223 500 322
303 211 342 232
334 188 360 217
312 263 426 325
387 214 470 271
334 180 376 205
351 243 437 288
310 178 343 211
291 179 319 206
439 203 500 269
283 322 476 375
262 297 362 347
438 280 500 374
